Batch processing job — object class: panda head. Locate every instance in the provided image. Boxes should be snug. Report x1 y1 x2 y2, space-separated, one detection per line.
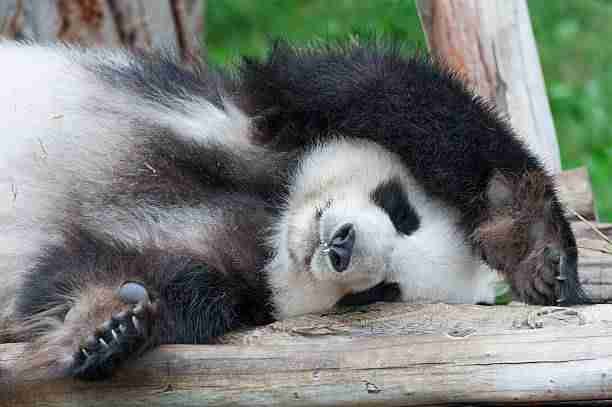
283 139 405 290
267 137 496 319
241 41 506 318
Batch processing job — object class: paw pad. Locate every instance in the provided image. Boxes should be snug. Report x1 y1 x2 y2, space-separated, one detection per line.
118 281 149 304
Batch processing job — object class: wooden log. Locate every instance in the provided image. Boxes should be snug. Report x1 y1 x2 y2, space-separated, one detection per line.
2 303 612 406
0 0 204 62
558 167 598 221
577 238 612 303
574 223 612 241
416 0 562 174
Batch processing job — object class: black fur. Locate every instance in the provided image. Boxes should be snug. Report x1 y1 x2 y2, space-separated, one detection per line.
239 41 542 227
86 50 227 112
371 177 420 236
15 229 148 324
161 263 273 344
103 124 291 207
238 40 585 305
17 224 273 337
338 281 402 306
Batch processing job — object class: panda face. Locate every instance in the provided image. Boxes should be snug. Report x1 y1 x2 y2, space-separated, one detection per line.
285 139 405 288
268 137 500 318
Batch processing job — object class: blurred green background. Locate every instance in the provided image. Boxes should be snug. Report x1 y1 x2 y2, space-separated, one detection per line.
205 0 611 221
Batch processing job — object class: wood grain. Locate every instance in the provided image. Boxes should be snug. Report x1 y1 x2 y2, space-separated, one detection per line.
2 303 612 406
558 167 598 221
577 238 612 303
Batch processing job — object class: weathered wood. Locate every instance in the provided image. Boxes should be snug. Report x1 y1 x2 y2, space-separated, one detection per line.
416 0 562 174
187 0 205 46
577 238 612 303
2 303 612 406
556 166 597 221
574 223 612 241
0 0 204 60
558 167 598 221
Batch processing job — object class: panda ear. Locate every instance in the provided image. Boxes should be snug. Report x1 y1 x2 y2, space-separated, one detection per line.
248 111 278 144
486 171 514 210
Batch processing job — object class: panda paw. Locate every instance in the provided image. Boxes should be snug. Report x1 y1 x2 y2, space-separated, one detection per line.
70 283 158 380
513 240 588 306
478 171 587 306
510 246 562 305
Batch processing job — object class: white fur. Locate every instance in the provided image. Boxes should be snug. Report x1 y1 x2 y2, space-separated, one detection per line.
0 42 258 319
269 139 500 318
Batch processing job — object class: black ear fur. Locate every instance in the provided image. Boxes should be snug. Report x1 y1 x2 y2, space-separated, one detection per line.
486 171 514 210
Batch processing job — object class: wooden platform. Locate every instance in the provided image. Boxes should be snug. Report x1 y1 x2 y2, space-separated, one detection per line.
2 302 612 406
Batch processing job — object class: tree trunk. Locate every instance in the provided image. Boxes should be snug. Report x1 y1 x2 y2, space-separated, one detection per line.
416 0 563 175
0 0 204 62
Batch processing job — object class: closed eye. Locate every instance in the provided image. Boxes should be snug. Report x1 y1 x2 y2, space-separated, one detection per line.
371 177 420 236
315 199 333 219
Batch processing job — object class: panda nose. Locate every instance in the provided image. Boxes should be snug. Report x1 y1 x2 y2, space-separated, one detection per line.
328 223 355 272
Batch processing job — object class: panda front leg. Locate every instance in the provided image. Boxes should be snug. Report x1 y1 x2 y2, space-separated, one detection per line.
474 171 587 305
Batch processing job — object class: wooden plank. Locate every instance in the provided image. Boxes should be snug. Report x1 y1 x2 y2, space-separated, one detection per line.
574 223 612 240
2 303 612 406
577 238 612 303
416 0 562 174
0 0 23 38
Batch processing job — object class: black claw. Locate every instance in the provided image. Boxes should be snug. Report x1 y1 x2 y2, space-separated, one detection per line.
71 300 155 380
133 304 145 316
132 316 141 334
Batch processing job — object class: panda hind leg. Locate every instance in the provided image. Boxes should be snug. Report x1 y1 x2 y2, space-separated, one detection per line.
474 171 587 306
15 279 160 381
69 282 159 380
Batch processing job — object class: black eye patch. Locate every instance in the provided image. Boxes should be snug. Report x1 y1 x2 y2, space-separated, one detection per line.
371 177 420 236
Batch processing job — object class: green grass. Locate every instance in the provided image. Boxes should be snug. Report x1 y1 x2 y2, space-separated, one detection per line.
206 0 611 221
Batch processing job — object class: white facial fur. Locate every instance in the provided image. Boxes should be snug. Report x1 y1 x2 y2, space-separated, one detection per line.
268 138 500 319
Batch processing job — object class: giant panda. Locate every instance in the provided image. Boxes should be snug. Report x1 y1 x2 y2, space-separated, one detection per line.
0 39 585 381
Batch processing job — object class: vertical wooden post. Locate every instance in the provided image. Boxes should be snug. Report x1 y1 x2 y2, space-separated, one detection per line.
0 0 205 62
416 0 562 174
